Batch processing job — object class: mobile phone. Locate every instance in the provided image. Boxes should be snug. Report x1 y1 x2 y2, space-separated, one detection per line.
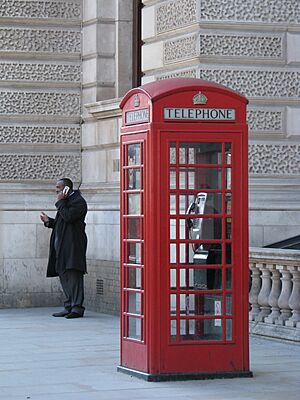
62 186 70 196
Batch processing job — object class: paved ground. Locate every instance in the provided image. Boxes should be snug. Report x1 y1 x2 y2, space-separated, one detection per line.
0 307 299 400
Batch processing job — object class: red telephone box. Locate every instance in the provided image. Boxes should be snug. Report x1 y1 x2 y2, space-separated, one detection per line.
118 78 252 381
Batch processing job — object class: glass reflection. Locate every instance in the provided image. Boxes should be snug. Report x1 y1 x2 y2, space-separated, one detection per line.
128 169 141 190
128 143 141 166
128 193 141 215
179 142 222 165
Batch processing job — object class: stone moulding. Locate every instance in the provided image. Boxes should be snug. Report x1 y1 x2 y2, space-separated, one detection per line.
247 110 283 133
163 33 283 65
0 62 81 82
0 91 81 116
0 28 81 53
0 126 81 144
0 153 81 180
0 1 82 19
249 144 300 176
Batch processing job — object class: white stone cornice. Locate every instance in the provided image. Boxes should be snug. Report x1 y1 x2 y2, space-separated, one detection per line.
84 98 122 120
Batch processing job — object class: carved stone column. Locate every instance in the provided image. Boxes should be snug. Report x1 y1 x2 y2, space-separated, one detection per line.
276 266 292 325
264 264 281 324
249 262 261 321
257 263 271 322
286 266 300 327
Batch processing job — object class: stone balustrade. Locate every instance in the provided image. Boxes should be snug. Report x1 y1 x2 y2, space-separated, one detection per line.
249 247 300 341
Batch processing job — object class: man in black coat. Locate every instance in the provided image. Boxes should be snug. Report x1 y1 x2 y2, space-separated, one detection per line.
40 178 88 319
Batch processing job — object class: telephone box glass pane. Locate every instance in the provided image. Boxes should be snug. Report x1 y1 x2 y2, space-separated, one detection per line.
189 243 222 266
127 169 141 190
226 218 232 239
170 219 176 240
128 292 142 314
226 319 232 341
226 168 231 189
180 294 223 316
225 143 232 164
170 194 176 214
128 144 141 165
180 268 222 290
181 218 222 240
170 243 176 264
226 294 232 315
170 294 176 315
179 168 222 189
225 193 232 214
170 269 176 289
127 243 142 265
128 218 142 239
170 169 176 189
182 192 222 215
179 143 222 164
127 267 142 289
128 317 142 340
180 319 222 341
226 244 232 265
226 268 232 289
128 194 141 215
170 320 177 342
170 143 176 164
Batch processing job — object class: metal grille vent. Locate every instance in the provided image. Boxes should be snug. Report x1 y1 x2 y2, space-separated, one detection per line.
96 279 104 295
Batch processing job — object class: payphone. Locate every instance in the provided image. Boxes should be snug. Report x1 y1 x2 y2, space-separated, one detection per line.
118 78 252 381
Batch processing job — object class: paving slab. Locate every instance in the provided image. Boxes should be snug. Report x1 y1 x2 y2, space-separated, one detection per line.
0 307 299 400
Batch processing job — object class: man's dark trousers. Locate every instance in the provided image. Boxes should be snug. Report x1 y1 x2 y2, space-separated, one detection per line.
59 269 85 316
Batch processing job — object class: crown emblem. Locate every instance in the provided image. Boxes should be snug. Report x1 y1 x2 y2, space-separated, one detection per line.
133 94 140 107
193 92 208 105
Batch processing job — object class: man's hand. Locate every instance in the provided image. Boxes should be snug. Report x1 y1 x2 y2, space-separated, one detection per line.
40 212 49 224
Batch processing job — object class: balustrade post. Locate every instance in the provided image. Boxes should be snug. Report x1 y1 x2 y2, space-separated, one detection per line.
264 264 281 324
249 262 261 321
276 266 292 325
257 264 271 322
286 266 300 328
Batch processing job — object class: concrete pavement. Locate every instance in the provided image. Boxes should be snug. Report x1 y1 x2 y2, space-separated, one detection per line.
0 307 299 400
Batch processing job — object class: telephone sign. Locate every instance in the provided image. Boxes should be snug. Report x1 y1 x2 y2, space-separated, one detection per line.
118 78 252 381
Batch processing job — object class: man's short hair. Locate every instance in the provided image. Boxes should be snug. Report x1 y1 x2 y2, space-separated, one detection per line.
58 178 73 190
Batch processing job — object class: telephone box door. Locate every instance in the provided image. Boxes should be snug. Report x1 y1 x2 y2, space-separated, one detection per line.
159 129 249 375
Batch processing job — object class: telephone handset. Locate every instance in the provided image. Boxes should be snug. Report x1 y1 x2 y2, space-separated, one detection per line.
186 192 208 264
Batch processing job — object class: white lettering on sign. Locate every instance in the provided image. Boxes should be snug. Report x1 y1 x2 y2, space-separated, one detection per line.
164 108 235 121
125 108 149 124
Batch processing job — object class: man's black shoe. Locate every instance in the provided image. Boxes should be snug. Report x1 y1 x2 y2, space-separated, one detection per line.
65 312 83 319
52 310 70 317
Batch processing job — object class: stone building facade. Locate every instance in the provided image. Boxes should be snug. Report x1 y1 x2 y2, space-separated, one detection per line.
0 0 300 320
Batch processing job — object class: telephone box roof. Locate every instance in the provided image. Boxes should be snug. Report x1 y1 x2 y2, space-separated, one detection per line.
120 78 248 108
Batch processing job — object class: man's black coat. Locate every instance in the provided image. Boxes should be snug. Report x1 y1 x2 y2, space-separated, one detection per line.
46 190 88 277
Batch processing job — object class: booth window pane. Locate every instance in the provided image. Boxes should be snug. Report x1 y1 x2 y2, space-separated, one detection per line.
169 169 176 189
170 294 176 315
180 268 222 290
128 143 141 165
127 267 142 289
170 143 176 164
170 320 177 342
127 169 141 190
179 294 223 316
127 316 142 340
170 194 176 214
226 168 231 189
226 294 232 315
225 143 232 164
127 218 142 239
226 268 232 289
179 142 222 165
128 194 141 215
170 243 176 264
226 218 232 239
170 268 176 289
128 292 142 315
225 193 232 214
180 319 223 341
182 217 222 240
226 244 232 265
170 219 176 240
179 168 222 190
226 319 232 341
127 242 142 265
